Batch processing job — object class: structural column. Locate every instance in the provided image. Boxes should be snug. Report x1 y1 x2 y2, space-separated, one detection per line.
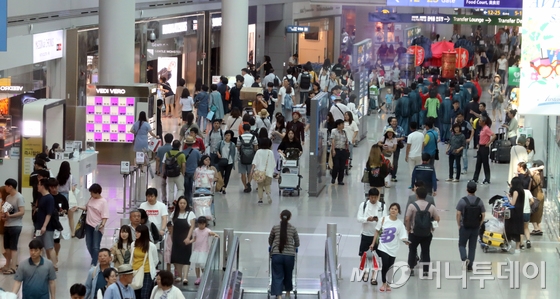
98 0 135 85
221 0 249 76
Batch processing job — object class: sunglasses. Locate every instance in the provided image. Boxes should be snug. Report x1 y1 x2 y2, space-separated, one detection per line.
530 59 560 79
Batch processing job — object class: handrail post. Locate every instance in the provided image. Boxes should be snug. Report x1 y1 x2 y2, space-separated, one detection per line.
327 223 341 280
223 228 234 270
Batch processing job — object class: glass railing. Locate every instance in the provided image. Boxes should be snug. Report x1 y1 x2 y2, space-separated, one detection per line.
195 237 222 299
321 237 339 299
218 236 242 299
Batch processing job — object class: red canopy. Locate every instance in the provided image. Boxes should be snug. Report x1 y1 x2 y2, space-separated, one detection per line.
431 41 455 59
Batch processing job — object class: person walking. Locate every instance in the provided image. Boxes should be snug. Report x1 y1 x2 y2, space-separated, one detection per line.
33 178 58 269
330 120 349 185
446 123 466 182
411 153 438 196
12 239 56 299
96 267 118 299
111 225 132 268
365 145 390 203
131 224 159 299
404 182 435 216
252 139 276 204
84 248 112 299
182 136 202 205
2 178 25 275
456 181 485 271
384 117 406 182
454 112 473 174
155 134 173 204
170 196 196 284
103 264 135 299
185 216 219 285
194 85 210 133
71 183 108 266
216 130 237 194
405 187 440 277
471 117 496 185
269 210 300 299
130 111 159 154
405 122 424 185
356 188 386 285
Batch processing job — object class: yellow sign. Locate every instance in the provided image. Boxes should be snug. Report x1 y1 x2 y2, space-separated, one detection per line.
20 137 43 188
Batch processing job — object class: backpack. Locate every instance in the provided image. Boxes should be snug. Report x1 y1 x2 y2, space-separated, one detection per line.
462 197 483 228
273 76 280 88
164 151 184 178
283 93 293 110
150 222 161 243
412 202 433 237
300 72 311 90
481 56 489 64
284 75 295 88
239 135 256 165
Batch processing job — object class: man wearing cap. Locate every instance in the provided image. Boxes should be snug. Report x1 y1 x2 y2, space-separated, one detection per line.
456 181 485 271
253 92 268 117
329 95 349 122
103 264 135 299
242 68 254 87
182 136 202 205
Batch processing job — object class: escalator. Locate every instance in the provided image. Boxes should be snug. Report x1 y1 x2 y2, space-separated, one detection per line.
241 292 320 299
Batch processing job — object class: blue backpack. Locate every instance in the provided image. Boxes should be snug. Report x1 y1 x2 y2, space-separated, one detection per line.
283 93 293 110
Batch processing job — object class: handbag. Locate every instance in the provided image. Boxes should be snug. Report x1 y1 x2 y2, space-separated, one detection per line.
131 248 149 290
361 169 369 183
530 197 541 214
210 104 218 112
428 131 439 160
206 110 215 121
253 151 270 183
74 210 87 239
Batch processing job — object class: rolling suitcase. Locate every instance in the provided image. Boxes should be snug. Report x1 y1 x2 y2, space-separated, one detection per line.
491 128 511 163
482 230 505 247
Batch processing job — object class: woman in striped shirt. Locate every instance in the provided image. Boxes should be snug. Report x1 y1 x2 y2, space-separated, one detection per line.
268 210 300 299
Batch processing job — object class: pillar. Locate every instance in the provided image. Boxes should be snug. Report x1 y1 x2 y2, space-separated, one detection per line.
221 0 249 76
98 0 135 85
255 4 265 69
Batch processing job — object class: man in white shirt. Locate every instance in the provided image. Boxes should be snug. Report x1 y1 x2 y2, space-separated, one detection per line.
263 69 279 90
139 188 168 236
242 68 254 87
356 188 386 284
329 96 349 121
496 54 508 84
405 121 424 184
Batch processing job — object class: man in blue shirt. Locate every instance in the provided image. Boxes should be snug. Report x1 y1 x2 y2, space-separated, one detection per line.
423 118 439 166
155 133 173 204
12 239 56 299
104 264 135 299
411 153 438 196
84 248 112 299
182 136 202 206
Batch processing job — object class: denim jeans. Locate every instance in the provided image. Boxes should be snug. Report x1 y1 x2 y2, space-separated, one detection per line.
184 173 194 206
462 143 469 171
85 224 103 265
458 226 479 264
271 254 295 296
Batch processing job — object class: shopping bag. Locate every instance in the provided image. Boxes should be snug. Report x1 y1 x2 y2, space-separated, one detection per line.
361 169 369 183
359 252 367 270
59 215 71 240
206 110 215 121
74 211 87 239
372 251 381 271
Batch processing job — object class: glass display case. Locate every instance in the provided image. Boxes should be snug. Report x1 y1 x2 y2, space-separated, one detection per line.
545 116 560 239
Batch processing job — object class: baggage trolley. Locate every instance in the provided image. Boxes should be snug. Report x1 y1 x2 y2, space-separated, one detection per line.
268 247 298 298
192 183 216 226
479 195 513 253
278 151 302 196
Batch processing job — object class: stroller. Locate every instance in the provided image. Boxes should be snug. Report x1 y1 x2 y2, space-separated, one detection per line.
479 195 514 253
278 148 302 196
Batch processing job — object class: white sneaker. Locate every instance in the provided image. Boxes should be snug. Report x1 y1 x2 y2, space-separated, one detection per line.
446 178 453 182
461 171 467 174
453 179 460 182
514 249 521 254
462 259 470 270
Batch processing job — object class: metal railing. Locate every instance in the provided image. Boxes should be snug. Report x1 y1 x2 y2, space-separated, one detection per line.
218 236 241 299
321 237 339 299
195 237 222 299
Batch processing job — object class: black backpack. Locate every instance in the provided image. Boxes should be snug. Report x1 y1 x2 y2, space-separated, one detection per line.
239 135 256 165
412 202 433 237
165 151 184 178
273 76 280 88
300 72 311 90
462 197 482 228
284 75 295 88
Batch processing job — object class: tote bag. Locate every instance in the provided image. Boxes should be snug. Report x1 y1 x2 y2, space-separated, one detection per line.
131 251 148 290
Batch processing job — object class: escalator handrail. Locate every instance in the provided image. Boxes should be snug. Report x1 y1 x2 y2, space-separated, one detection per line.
325 238 339 299
195 237 220 298
218 236 240 299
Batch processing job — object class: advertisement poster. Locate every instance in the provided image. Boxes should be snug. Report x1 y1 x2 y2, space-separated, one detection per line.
20 137 43 188
157 57 178 92
519 6 560 115
508 67 520 86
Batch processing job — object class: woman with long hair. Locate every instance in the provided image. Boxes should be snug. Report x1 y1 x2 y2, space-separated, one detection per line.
525 137 535 167
130 111 158 153
278 130 303 159
529 160 545 235
343 111 359 167
258 127 269 145
505 177 525 253
269 210 300 299
131 224 159 299
179 88 194 125
111 225 133 268
258 55 273 75
252 139 276 204
225 107 242 144
369 203 408 292
170 196 196 284
271 114 286 178
57 161 76 234
366 145 390 203
179 111 200 139
194 155 218 190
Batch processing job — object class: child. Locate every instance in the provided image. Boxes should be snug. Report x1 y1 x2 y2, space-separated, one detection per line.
165 221 173 272
111 225 133 268
187 216 219 285
384 88 394 114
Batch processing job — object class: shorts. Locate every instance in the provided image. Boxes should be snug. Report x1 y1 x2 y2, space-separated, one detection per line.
237 162 252 174
165 95 174 105
181 110 192 120
36 230 55 250
491 98 501 110
523 213 530 223
3 226 22 251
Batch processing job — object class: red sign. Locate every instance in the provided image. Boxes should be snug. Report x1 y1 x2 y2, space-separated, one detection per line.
407 46 425 66
455 47 469 69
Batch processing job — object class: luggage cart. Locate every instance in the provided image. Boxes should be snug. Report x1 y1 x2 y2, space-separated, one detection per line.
479 195 514 253
268 247 298 298
278 151 302 196
193 183 216 226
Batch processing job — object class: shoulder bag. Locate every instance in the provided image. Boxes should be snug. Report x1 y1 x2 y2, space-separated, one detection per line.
428 131 439 160
131 247 149 290
253 151 270 183
74 199 90 239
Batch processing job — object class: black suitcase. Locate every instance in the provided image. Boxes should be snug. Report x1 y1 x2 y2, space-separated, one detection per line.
491 128 511 163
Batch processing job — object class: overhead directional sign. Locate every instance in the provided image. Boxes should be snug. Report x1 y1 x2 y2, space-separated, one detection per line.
451 15 522 26
386 0 522 9
286 26 310 33
369 13 452 24
481 9 522 16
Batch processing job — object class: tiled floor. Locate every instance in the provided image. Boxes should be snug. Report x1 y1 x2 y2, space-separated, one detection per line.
1 84 557 299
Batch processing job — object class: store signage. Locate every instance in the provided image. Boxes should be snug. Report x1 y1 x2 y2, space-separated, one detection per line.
212 17 222 27
369 13 452 24
286 26 310 33
386 0 521 9
481 9 522 16
0 86 24 91
21 137 43 188
292 3 342 19
33 30 64 63
95 88 126 95
0 0 6 52
147 38 182 60
161 22 188 35
86 85 151 97
508 67 520 87
407 46 425 66
451 15 522 26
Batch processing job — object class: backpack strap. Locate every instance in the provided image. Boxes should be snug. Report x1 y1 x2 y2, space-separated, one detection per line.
412 202 421 212
424 203 432 212
362 199 368 213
